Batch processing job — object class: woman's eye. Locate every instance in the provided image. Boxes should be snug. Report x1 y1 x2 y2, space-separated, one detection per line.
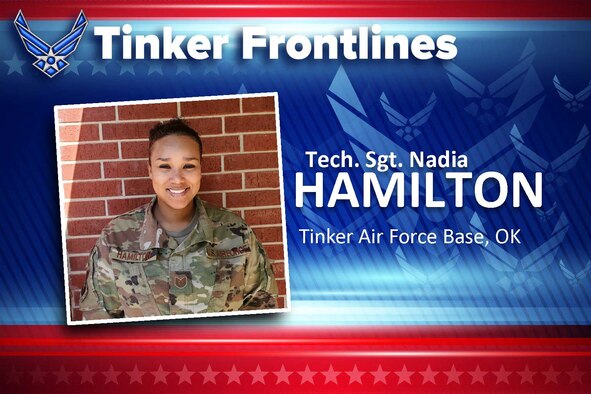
184 164 196 169
158 164 171 169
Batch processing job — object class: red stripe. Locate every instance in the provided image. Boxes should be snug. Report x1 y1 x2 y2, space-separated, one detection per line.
1 337 591 346
3 350 591 357
2 0 591 19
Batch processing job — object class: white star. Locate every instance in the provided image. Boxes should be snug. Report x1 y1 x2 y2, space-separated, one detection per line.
64 58 83 75
420 364 438 384
78 365 95 384
102 365 121 384
346 364 364 384
37 49 66 73
5 365 23 384
542 365 560 384
4 53 26 75
237 83 248 94
175 364 195 385
468 364 487 384
249 364 267 384
370 364 389 384
176 63 192 76
127 364 145 384
148 63 163 75
517 364 535 384
225 364 243 384
200 364 219 384
321 364 339 384
203 63 219 76
566 365 585 384
273 364 291 384
298 364 317 384
493 364 512 384
89 60 107 75
119 61 136 76
53 365 72 384
151 364 170 384
30 365 46 384
444 364 463 384
394 364 414 384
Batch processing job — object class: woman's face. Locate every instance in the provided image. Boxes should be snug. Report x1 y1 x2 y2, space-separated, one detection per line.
148 134 202 212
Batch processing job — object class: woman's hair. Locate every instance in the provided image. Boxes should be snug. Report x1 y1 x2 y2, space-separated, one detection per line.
148 118 203 160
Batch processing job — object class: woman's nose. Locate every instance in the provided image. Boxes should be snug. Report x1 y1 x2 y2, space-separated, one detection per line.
170 168 183 182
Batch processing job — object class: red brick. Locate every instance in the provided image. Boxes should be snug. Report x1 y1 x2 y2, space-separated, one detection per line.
224 152 278 171
202 156 222 173
67 237 98 255
102 121 156 140
225 114 276 133
198 192 223 207
264 244 284 260
69 273 86 291
107 197 152 215
57 107 116 123
121 140 148 159
124 178 153 196
69 255 92 271
181 99 240 116
61 162 101 181
242 96 276 113
201 135 240 154
118 102 177 120
185 117 223 135
60 143 119 161
243 133 278 152
252 226 283 243
226 190 280 208
64 200 106 218
72 308 83 321
63 180 122 199
71 289 81 308
276 279 286 295
245 171 280 188
277 296 285 308
271 262 284 278
104 160 149 178
68 218 111 237
201 173 242 192
59 124 100 142
244 208 282 225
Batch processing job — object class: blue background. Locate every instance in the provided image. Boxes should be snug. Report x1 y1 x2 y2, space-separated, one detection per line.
1 18 591 324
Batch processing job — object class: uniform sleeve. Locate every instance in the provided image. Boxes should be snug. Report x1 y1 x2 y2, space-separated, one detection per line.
239 229 279 310
79 241 124 320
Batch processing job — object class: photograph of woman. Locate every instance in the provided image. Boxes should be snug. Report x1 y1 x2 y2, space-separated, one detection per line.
79 118 278 320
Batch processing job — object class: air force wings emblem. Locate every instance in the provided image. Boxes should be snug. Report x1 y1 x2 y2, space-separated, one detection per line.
380 92 437 141
14 10 87 78
553 76 591 113
559 260 591 287
510 124 589 193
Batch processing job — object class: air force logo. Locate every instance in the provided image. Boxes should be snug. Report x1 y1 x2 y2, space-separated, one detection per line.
14 10 87 78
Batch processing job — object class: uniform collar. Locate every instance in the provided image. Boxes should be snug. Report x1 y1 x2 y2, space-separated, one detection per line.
138 197 213 251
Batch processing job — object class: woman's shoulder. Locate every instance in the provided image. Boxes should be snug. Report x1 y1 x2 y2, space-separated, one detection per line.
99 202 151 244
201 199 247 226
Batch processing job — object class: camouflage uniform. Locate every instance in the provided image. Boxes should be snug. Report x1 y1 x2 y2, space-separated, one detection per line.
79 197 278 320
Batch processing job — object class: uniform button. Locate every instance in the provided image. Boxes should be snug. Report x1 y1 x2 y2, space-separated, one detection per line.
164 298 169 303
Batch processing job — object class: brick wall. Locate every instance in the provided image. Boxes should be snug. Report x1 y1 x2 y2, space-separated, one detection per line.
56 94 286 321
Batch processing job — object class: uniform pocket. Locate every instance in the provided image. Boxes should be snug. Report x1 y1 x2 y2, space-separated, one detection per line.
208 255 246 312
110 248 161 317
